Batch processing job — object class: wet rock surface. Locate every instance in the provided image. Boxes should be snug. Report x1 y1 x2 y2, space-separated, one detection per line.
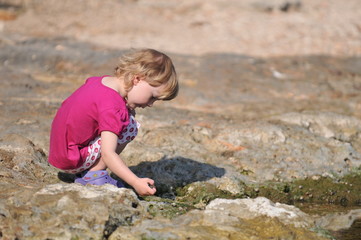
110 197 328 240
1 0 361 239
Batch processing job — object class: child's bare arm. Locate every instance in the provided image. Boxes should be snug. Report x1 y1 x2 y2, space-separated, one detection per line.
100 130 156 196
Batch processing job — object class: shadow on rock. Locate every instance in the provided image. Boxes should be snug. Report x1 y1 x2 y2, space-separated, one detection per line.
127 156 226 199
57 172 77 183
57 156 226 199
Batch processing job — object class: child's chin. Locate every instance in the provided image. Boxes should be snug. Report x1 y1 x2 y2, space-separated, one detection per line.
127 104 135 110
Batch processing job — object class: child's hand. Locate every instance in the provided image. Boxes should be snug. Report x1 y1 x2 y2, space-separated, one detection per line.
133 178 157 196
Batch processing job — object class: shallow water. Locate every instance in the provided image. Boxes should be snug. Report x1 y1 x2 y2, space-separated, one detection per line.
333 220 361 240
296 203 361 240
297 203 360 215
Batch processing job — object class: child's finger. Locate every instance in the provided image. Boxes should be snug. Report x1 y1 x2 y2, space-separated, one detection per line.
146 178 155 185
149 186 157 195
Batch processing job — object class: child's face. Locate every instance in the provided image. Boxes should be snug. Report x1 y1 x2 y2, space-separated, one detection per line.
126 78 164 110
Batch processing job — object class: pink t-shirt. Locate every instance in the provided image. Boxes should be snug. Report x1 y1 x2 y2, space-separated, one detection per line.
48 76 130 170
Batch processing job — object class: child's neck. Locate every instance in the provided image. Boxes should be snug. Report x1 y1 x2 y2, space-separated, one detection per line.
102 76 127 98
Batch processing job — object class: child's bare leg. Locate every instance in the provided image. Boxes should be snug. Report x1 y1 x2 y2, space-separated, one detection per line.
88 157 107 171
88 142 126 171
75 156 124 187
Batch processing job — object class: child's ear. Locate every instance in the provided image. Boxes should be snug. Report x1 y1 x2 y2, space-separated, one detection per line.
132 75 143 85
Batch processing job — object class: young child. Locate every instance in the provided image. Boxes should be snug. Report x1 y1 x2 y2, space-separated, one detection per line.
48 49 178 196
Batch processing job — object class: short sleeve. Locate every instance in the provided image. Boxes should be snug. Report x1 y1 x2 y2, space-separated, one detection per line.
98 108 129 136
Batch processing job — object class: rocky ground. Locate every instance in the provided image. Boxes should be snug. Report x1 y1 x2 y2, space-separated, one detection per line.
1 0 361 239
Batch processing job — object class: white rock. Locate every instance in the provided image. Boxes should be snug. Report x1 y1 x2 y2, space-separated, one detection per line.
206 197 313 228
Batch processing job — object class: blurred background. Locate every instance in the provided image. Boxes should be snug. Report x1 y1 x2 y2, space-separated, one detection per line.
1 0 360 121
1 0 360 57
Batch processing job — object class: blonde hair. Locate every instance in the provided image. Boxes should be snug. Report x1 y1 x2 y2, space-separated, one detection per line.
114 49 178 100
